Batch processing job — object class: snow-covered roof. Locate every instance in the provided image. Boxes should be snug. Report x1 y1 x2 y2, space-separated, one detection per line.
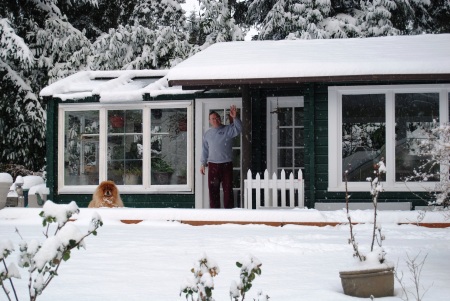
40 70 193 102
167 34 450 87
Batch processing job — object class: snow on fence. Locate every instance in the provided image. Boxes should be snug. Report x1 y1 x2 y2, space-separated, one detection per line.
244 169 304 209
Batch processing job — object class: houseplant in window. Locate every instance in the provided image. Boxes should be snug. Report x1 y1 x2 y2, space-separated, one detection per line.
123 141 143 185
165 110 188 137
124 163 142 185
339 159 395 298
151 157 174 185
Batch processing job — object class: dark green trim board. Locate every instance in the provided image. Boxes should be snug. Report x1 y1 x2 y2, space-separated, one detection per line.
55 194 195 208
306 84 316 208
45 97 58 203
250 88 266 174
241 86 252 208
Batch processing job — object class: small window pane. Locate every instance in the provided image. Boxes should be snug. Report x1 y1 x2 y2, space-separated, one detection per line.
294 128 304 146
232 170 240 188
395 93 440 181
342 94 386 182
294 107 304 126
64 111 99 185
232 149 241 167
278 107 293 126
279 129 293 147
294 149 304 167
108 110 143 185
278 148 293 168
151 108 187 185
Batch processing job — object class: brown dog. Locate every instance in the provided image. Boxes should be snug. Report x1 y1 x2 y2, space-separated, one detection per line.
88 181 124 208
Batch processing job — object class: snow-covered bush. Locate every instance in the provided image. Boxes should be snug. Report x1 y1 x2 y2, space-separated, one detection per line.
180 253 268 301
180 253 220 301
0 201 102 301
405 122 450 208
230 254 267 301
344 160 387 264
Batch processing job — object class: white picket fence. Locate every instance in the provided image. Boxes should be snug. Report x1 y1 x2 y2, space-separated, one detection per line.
244 169 304 209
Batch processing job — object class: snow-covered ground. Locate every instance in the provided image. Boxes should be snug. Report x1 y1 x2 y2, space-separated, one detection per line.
1 207 449 301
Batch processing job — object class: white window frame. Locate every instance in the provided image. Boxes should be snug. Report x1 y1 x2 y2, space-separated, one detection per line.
267 96 305 175
58 101 193 194
328 84 450 192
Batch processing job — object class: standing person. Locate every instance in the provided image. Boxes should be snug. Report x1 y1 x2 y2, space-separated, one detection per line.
200 105 242 208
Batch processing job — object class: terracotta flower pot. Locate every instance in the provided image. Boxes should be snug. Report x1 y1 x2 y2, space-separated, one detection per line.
110 115 124 128
339 267 394 298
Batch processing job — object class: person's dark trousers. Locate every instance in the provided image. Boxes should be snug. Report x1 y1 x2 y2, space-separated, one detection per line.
207 162 234 208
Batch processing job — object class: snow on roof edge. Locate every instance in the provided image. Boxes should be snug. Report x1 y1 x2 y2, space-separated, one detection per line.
40 70 170 101
167 34 450 82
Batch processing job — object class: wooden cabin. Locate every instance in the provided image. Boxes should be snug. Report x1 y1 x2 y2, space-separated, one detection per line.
41 34 450 209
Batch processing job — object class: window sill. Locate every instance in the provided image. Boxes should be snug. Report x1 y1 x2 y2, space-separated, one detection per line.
328 182 437 192
58 186 193 194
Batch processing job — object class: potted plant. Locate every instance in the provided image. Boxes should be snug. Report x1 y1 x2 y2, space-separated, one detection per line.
151 157 174 185
109 114 124 128
339 159 395 298
123 164 142 185
165 111 188 137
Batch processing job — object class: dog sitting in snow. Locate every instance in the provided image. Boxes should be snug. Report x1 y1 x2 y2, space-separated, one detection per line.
88 180 124 208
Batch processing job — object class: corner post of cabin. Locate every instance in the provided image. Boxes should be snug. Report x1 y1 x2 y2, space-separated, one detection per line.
241 85 252 208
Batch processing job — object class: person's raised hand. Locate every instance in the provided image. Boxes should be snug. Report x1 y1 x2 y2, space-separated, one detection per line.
229 105 237 118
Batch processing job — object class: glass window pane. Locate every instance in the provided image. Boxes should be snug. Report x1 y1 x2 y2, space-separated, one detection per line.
232 149 241 167
294 107 304 126
151 108 187 185
294 128 304 146
278 148 292 168
224 108 240 125
395 93 440 181
108 110 143 185
278 107 292 126
342 94 386 182
294 149 304 167
279 129 293 147
232 170 241 188
64 111 99 185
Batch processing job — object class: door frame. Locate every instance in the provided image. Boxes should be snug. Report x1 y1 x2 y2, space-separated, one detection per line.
195 98 242 208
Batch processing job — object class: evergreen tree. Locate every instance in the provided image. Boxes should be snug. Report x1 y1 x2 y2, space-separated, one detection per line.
390 0 431 35
191 0 244 52
428 0 450 33
0 18 46 171
131 0 191 68
130 0 187 29
0 0 98 171
187 10 206 46
64 0 140 41
359 0 399 36
35 17 92 83
256 0 333 40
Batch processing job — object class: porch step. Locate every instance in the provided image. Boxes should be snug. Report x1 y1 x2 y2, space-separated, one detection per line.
314 202 411 211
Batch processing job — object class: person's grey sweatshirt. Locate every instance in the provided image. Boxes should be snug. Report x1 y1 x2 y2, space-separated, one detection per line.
201 117 242 165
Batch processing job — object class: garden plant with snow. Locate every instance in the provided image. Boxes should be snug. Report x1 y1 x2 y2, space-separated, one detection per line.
405 121 450 208
180 253 220 301
230 255 268 301
395 252 431 301
180 253 268 301
345 159 388 265
0 201 102 301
